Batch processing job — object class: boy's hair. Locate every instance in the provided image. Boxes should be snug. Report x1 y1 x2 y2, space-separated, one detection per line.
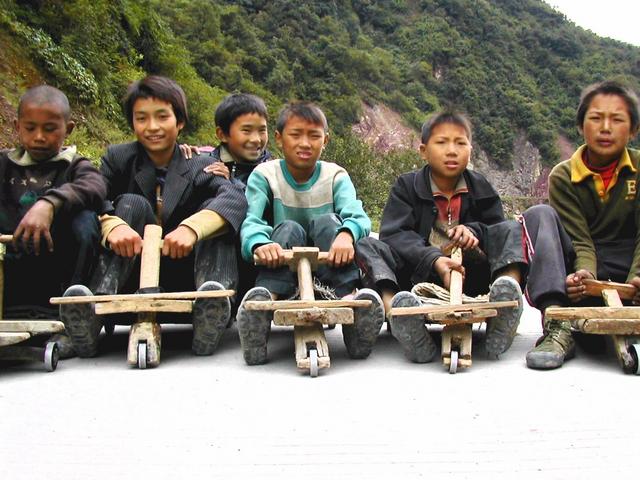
18 85 71 121
421 111 472 144
276 101 328 133
215 93 268 135
123 76 188 128
577 80 640 132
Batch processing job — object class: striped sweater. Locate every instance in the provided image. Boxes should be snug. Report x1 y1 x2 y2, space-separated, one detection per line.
241 159 371 261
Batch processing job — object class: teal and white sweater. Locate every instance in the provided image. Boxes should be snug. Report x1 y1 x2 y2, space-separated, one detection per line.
240 159 371 261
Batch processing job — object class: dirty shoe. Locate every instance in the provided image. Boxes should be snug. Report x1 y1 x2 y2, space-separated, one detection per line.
526 319 575 369
48 333 76 359
342 288 385 359
236 287 272 365
192 281 231 355
486 276 523 358
389 291 437 363
59 285 101 358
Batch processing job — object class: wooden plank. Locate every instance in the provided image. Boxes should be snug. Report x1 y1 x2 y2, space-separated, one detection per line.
441 324 473 368
243 299 371 311
0 345 44 361
294 324 330 370
0 332 31 346
545 306 640 321
50 289 234 305
274 307 354 326
0 320 64 334
391 300 518 317
584 279 635 301
429 308 497 324
127 317 161 367
449 248 463 305
0 235 12 244
297 256 315 300
572 318 640 335
139 224 163 289
254 248 329 267
95 299 192 315
599 288 637 372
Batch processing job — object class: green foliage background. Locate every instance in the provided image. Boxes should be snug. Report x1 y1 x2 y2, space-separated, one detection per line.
0 0 639 224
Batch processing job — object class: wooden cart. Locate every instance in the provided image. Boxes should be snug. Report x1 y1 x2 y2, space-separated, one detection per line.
50 225 234 369
390 247 519 373
545 279 640 374
245 247 371 377
0 235 62 372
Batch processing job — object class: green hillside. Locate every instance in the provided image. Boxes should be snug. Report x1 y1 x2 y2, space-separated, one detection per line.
0 0 638 221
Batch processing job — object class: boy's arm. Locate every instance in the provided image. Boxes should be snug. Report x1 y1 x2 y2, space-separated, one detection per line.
379 176 443 284
195 167 247 235
240 171 274 262
332 174 371 242
549 166 597 277
40 157 106 214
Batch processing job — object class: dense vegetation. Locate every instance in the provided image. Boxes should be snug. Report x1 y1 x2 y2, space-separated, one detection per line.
1 0 638 222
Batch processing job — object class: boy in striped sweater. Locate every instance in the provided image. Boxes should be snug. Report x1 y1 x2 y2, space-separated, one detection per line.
236 102 384 365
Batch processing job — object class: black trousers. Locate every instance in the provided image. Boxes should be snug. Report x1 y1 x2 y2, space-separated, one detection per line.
91 194 238 296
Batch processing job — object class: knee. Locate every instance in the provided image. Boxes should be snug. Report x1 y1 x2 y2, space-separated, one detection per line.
309 213 341 233
523 204 558 225
114 193 154 219
272 220 306 245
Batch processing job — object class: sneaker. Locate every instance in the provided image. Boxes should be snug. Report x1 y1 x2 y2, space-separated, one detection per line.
192 281 231 356
59 285 101 358
389 291 437 363
48 333 76 359
342 288 385 359
236 287 272 365
486 276 523 358
526 319 575 369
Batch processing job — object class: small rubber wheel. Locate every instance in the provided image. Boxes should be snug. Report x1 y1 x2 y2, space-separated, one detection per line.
449 349 459 374
628 343 640 375
103 322 115 336
138 342 147 370
44 342 59 372
309 348 319 378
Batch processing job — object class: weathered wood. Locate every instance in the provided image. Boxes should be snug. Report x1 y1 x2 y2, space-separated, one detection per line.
572 318 640 335
274 307 354 326
244 299 371 311
429 308 498 324
95 299 193 315
0 345 43 361
584 279 636 301
139 224 163 289
545 306 640 321
449 248 463 305
0 235 12 244
598 288 637 372
254 247 329 268
294 323 330 370
0 320 64 334
50 289 234 305
0 332 31 347
391 300 518 317
441 324 473 368
297 256 315 300
127 316 161 367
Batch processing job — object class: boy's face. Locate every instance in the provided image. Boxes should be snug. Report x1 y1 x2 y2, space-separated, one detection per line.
217 112 268 163
132 97 183 156
419 123 471 180
14 102 74 162
580 93 636 165
275 115 328 179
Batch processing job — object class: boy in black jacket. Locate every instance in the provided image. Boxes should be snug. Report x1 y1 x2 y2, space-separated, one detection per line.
1 85 105 356
356 112 525 362
62 76 247 357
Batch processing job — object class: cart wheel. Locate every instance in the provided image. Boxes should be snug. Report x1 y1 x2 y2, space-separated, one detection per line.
449 349 459 375
44 342 59 372
628 343 640 375
325 324 336 330
137 342 147 369
309 348 319 378
103 322 115 336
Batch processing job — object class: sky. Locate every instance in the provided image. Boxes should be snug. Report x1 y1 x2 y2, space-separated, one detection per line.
545 0 640 46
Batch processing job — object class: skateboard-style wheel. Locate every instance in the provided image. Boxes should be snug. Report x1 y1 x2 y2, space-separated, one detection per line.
137 342 147 369
103 322 115 336
309 348 319 378
628 343 640 375
44 342 59 372
449 349 459 374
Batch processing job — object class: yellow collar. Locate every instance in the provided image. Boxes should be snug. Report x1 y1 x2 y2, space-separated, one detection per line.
570 145 636 183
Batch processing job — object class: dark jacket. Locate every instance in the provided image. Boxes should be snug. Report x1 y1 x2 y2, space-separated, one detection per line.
379 165 504 284
207 145 271 190
100 142 247 234
0 149 105 233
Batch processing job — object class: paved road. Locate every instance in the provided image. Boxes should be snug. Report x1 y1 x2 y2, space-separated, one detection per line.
1 302 639 479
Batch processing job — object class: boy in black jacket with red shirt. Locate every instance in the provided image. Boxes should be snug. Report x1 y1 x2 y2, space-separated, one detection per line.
356 112 525 362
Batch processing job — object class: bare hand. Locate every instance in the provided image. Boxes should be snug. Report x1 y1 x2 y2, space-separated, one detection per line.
328 231 354 268
107 224 143 258
162 225 197 259
433 255 465 290
179 144 200 159
566 269 595 303
203 162 230 179
13 200 54 254
630 276 640 305
447 225 479 250
254 243 285 269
